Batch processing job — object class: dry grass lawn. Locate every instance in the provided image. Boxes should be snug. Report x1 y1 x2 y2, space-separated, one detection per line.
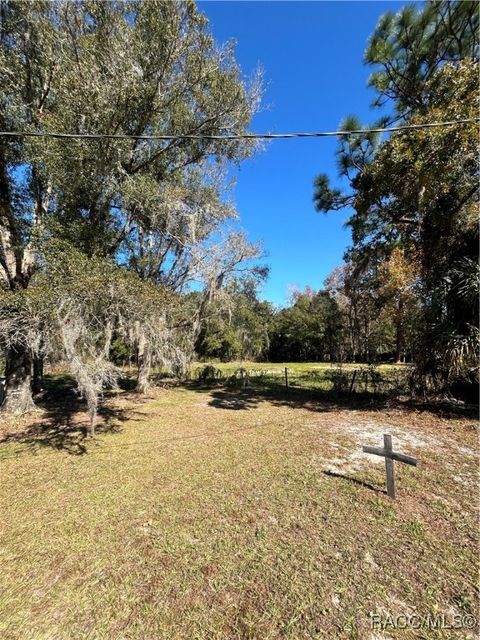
0 382 478 639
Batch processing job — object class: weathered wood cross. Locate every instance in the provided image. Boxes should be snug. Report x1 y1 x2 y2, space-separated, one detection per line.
363 434 417 499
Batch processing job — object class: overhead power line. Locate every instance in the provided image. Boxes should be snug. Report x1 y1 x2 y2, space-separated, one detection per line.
0 118 477 142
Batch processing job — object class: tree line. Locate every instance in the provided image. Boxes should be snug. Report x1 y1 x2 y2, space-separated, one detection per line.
195 263 415 366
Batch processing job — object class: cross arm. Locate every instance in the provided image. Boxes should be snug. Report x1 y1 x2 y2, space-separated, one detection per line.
362 446 417 466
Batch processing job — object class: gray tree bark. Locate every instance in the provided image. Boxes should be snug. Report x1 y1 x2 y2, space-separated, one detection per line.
32 353 44 394
1 344 36 414
135 331 152 394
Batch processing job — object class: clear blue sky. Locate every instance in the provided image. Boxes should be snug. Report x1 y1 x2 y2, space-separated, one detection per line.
198 0 404 306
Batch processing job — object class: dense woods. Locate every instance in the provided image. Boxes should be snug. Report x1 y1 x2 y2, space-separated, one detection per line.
0 0 478 425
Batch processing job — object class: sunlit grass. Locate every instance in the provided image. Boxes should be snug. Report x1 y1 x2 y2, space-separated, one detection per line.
190 361 413 396
193 360 411 373
0 384 477 639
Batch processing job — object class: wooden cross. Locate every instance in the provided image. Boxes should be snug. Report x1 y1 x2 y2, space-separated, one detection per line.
362 434 417 499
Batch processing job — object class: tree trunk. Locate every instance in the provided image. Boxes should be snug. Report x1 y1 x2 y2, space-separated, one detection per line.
136 332 151 394
1 343 36 414
395 299 404 363
32 353 44 394
103 319 113 359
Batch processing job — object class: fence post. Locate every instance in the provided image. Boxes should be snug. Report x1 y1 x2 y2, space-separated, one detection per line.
349 369 357 394
284 367 289 391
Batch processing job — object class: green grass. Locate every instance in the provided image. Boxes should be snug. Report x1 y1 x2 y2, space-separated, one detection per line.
193 360 410 374
191 361 412 396
0 382 478 639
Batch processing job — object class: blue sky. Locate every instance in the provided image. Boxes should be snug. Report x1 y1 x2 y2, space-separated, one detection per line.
198 0 404 306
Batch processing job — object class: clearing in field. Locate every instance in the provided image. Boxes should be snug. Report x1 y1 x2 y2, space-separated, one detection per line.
1 379 478 639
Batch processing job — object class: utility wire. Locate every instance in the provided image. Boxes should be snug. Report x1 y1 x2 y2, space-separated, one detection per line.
0 118 477 141
0 412 297 461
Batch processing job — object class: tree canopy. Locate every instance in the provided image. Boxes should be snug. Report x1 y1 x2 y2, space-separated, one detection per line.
313 0 479 395
0 0 264 415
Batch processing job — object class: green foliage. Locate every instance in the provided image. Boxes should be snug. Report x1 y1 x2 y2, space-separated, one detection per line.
365 0 478 111
195 364 223 383
1 0 261 265
313 174 346 213
268 289 343 362
312 1 479 396
0 0 263 411
196 279 273 362
358 61 479 384
109 337 130 365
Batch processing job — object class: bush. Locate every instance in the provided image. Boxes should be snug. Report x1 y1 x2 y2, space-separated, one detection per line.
195 365 223 383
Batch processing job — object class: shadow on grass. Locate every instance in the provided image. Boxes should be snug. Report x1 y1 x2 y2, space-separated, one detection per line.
194 383 393 414
323 470 386 495
208 389 262 411
0 374 136 455
2 373 476 457
185 380 478 420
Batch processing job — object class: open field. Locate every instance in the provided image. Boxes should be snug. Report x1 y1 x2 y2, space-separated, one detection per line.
194 361 410 372
0 379 478 639
191 361 414 397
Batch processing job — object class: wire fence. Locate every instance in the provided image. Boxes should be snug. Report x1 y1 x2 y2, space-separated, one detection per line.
192 364 414 398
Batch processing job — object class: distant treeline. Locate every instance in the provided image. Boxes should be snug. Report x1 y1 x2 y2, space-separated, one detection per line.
194 278 410 365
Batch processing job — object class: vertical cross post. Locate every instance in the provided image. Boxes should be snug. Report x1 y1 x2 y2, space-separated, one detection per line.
362 434 417 499
284 367 289 391
383 434 395 499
